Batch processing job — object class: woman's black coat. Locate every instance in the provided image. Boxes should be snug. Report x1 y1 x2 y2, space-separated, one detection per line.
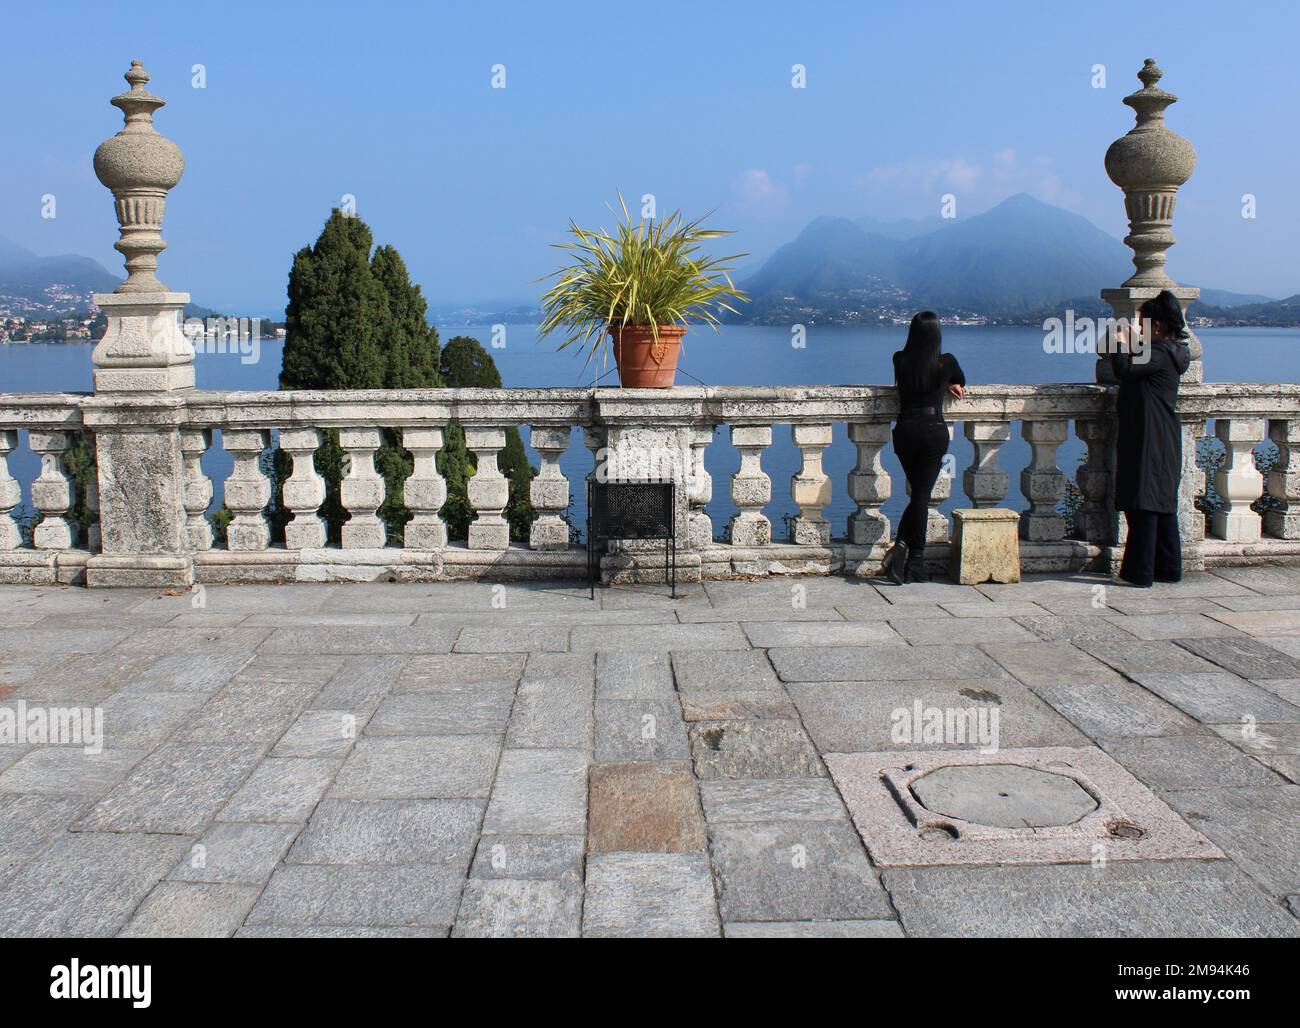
1110 335 1192 513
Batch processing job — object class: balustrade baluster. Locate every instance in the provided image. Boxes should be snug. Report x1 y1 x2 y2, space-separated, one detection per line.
790 424 832 544
686 427 714 547
180 429 212 551
82 432 101 551
223 429 271 551
1264 418 1300 540
1177 420 1207 558
403 428 447 549
29 431 74 549
847 422 891 546
963 422 1010 507
529 426 571 550
0 430 20 550
339 428 386 549
465 427 510 550
1020 420 1068 541
728 425 771 547
280 428 326 549
1211 418 1265 543
1074 418 1115 544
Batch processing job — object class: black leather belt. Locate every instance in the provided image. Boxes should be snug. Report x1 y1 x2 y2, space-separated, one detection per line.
900 406 938 417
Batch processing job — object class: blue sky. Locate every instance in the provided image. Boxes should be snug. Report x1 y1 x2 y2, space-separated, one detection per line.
3 0 1297 314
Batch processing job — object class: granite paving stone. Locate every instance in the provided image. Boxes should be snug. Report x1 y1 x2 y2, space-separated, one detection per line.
587 762 705 852
689 719 824 780
12 650 156 703
1221 610 1300 637
583 852 719 938
1162 785 1300 896
312 655 407 710
1102 613 1244 640
938 601 1050 618
595 652 676 700
888 617 1037 645
117 647 256 694
0 747 143 797
671 650 780 692
470 834 585 880
220 757 341 822
708 820 891 922
1127 672 1300 724
455 625 571 653
330 736 499 800
260 625 460 655
367 689 515 736
246 864 462 928
680 691 800 722
980 642 1124 686
1206 566 1300 595
724 920 904 938
571 622 750 653
1021 677 1203 739
0 832 192 937
77 743 265 833
883 861 1300 937
0 793 88 885
1174 636 1300 680
699 778 848 823
96 691 207 750
169 690 303 744
452 877 582 938
289 798 482 867
1013 615 1137 642
1097 735 1285 791
594 699 690 761
770 644 1008 683
167 822 301 884
397 653 524 692
118 882 261 938
1076 639 1228 676
741 620 906 648
272 709 367 758
235 925 446 938
507 654 594 749
482 748 588 835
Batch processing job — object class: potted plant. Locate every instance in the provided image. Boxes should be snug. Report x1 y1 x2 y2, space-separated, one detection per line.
537 195 747 387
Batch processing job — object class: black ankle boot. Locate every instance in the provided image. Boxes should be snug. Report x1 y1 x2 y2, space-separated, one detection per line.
880 540 908 585
903 551 930 584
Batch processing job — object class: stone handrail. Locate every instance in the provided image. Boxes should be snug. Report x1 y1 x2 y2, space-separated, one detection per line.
1 382 1297 586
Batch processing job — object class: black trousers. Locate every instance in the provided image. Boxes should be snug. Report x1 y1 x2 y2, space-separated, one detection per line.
1120 509 1182 586
893 417 948 551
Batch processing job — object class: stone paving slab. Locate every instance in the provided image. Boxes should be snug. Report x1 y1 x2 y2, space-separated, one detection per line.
469 834 584 880
330 736 499 800
119 882 261 938
0 793 89 886
594 699 690 761
724 919 904 938
1127 672 1300 724
1175 636 1300 680
397 653 523 692
699 778 848 823
588 762 705 852
367 690 515 736
583 852 720 938
246 864 461 929
883 861 1300 937
1207 609 1300 636
1097 735 1285 791
452 877 582 938
1162 784 1300 896
0 747 143 797
689 719 825 780
221 757 341 822
167 822 301 884
288 798 482 867
769 644 1009 683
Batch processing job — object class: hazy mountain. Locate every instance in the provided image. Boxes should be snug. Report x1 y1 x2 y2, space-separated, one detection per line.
1195 294 1300 326
855 214 945 241
1197 287 1277 308
0 235 122 314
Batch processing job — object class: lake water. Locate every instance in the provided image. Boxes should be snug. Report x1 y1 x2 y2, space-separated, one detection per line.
2 325 1296 539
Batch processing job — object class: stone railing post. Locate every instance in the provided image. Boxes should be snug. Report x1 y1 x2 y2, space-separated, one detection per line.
528 426 571 550
963 422 1010 507
790 424 832 544
29 432 75 549
339 428 386 549
224 430 271 550
847 421 891 547
280 428 326 549
729 425 772 547
1100 59 1201 384
0 430 21 551
1265 419 1300 540
1074 418 1116 546
180 428 213 551
1020 420 1068 542
81 61 196 586
465 427 510 550
1211 419 1266 543
403 428 447 549
686 426 714 548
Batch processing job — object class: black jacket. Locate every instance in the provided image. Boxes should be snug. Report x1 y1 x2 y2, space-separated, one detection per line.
1110 336 1192 513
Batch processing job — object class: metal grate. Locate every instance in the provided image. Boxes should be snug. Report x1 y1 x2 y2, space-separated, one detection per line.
587 479 676 597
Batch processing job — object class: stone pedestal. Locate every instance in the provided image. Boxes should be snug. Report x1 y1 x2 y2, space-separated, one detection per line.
949 508 1021 585
91 292 195 392
1099 286 1202 384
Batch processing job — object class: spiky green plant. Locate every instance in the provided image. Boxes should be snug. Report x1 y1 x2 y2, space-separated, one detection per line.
537 195 748 366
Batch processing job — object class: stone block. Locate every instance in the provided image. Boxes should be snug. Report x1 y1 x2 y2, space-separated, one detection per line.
247 864 461 928
367 689 515 736
699 779 847 823
583 852 719 938
949 508 1021 584
288 798 482 867
220 757 340 823
594 699 690 761
470 834 584 880
482 749 588 835
168 822 300 884
119 882 260 938
587 762 705 852
689 719 824 780
452 877 582 938
330 736 499 800
725 920 903 938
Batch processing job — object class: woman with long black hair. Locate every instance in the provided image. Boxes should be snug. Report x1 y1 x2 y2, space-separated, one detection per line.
881 311 965 584
1110 289 1192 587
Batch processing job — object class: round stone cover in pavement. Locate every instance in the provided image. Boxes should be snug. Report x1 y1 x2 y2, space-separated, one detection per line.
910 764 1099 829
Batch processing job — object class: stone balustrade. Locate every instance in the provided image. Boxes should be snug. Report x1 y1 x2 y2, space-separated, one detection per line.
2 382 1298 586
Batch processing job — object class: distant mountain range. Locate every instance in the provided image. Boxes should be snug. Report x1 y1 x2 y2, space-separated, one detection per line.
728 193 1290 325
0 236 121 314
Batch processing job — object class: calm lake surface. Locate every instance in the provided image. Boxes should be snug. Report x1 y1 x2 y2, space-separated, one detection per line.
2 325 1297 538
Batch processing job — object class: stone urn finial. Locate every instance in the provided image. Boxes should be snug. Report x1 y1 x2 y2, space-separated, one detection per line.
1104 59 1196 288
93 60 185 292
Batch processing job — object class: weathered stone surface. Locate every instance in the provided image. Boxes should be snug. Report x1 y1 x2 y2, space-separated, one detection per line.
911 764 1099 828
470 834 584 880
699 778 847 823
889 617 1037 645
583 852 719 938
594 699 689 761
1014 615 1137 642
260 625 459 655
312 654 406 710
367 689 515 736
595 652 676 700
587 762 705 852
671 649 780 692
940 601 1048 618
331 736 499 800
949 508 1021 584
1077 638 1223 676
980 642 1122 685
220 757 340 822
507 665 593 749
289 799 482 867
1106 613 1243 640
452 877 582 938
741 620 905 648
0 832 191 937
397 653 524 692
247 864 461 928
0 747 143 797
455 625 571 654
1099 735 1284 791
272 710 364 758
1174 636 1300 680
119 882 260 938
483 749 588 835
883 861 1300 937
770 644 1008 683
1127 672 1300 724
689 719 824 780
680 691 799 721
77 742 264 833
724 919 903 938
168 822 300 884
1163 785 1300 896
571 622 750 653
1023 677 1202 738
0 794 86 885
709 820 890 922
170 689 303 744
118 646 256 694
235 925 445 938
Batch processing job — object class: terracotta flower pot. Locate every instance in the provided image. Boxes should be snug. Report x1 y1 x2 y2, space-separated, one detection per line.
610 325 686 388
